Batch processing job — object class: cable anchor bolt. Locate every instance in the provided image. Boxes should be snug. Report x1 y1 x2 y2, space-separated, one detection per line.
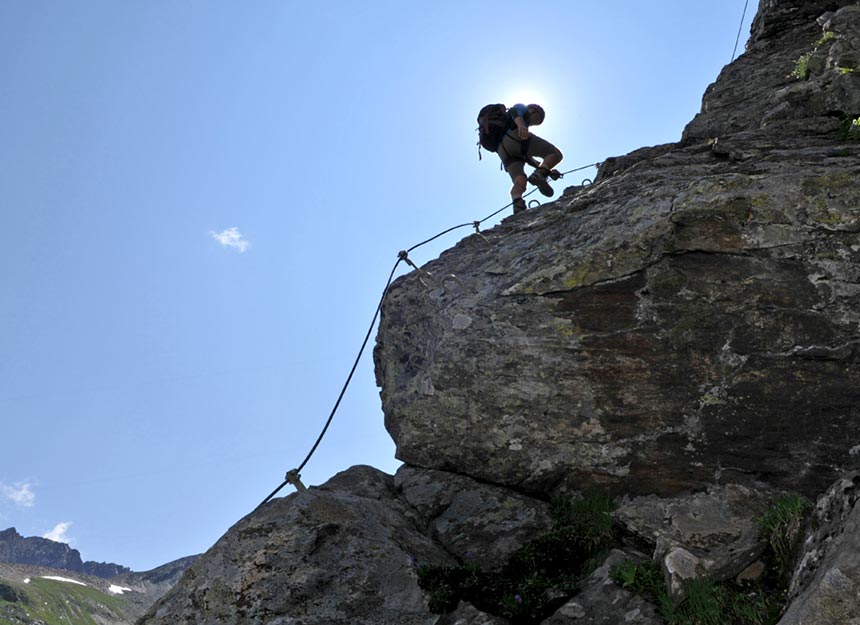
284 469 307 493
442 274 465 292
398 250 439 289
471 221 490 245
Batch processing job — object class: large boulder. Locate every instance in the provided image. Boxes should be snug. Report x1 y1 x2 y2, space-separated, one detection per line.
138 466 452 625
374 0 860 500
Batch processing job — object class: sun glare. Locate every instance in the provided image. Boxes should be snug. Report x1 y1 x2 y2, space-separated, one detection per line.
502 86 554 109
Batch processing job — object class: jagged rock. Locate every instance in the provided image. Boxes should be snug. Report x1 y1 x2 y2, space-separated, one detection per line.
374 0 860 501
778 471 860 624
683 0 855 142
139 466 451 625
395 466 553 570
0 581 27 604
662 547 705 603
83 561 132 578
0 527 133 579
434 602 509 625
615 483 772 590
539 551 662 625
0 528 84 573
736 559 767 582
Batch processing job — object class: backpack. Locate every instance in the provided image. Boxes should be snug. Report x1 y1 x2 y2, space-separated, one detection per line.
476 103 510 158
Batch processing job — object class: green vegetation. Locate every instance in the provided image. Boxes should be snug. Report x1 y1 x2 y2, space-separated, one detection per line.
609 493 811 625
790 31 838 80
418 491 812 624
817 31 837 47
791 51 814 79
416 492 617 624
839 116 860 141
609 561 782 625
759 493 812 584
0 577 131 625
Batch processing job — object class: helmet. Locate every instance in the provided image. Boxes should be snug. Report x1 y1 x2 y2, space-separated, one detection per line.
526 104 545 125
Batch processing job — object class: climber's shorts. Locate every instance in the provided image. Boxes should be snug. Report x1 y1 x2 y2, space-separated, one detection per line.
498 131 561 180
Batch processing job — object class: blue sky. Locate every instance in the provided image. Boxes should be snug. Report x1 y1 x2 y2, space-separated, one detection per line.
1 1 754 572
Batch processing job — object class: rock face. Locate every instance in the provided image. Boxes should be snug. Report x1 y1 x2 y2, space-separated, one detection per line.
375 0 860 500
541 551 663 625
0 527 85 573
0 526 136 579
778 472 860 624
139 466 455 625
144 1 860 624
616 482 775 600
395 466 554 571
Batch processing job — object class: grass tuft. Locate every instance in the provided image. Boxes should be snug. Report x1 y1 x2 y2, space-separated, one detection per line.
416 492 617 624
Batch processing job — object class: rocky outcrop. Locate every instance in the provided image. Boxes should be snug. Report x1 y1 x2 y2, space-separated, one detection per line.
395 466 554 571
143 1 860 624
0 527 136 579
777 472 860 624
616 483 775 599
139 466 453 625
0 527 85 573
541 551 663 625
682 0 855 141
375 0 860 500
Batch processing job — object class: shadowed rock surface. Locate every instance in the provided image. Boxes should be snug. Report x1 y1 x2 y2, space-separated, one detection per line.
778 472 860 624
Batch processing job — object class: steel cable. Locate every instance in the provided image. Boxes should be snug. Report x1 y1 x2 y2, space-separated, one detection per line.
254 159 601 510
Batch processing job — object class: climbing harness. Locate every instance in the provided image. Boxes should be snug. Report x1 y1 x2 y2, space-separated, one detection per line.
253 159 602 511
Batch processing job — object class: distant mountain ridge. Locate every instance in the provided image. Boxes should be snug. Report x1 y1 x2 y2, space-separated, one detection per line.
0 557 200 625
0 529 199 624
0 527 132 578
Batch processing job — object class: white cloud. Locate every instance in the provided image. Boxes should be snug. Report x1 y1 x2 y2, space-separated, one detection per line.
43 522 73 543
210 227 250 252
1 482 35 508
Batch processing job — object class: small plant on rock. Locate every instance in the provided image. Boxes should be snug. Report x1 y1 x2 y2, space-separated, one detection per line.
791 31 837 80
839 116 860 140
608 491 810 625
791 51 813 79
416 492 618 624
816 31 837 47
759 493 811 583
609 559 673 613
609 560 783 625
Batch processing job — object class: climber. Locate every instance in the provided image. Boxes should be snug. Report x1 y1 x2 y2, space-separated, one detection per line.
497 103 564 214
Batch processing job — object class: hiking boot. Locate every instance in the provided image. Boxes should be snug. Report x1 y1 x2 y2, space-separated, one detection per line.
512 198 527 214
528 167 554 197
